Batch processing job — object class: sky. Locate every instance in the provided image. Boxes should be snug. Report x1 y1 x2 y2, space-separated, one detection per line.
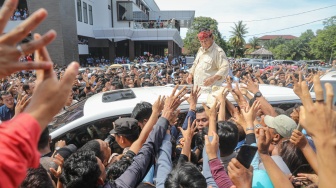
155 0 336 42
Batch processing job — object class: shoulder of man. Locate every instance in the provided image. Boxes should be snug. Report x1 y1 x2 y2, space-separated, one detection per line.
214 43 224 53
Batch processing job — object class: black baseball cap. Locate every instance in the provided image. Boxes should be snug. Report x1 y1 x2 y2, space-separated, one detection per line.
110 118 139 136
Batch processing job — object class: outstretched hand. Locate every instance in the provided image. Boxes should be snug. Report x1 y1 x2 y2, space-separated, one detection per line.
205 131 219 160
161 85 187 121
256 127 272 155
186 85 201 110
24 53 79 129
152 95 166 114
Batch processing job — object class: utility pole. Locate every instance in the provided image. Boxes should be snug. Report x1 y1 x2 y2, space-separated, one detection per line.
329 47 334 64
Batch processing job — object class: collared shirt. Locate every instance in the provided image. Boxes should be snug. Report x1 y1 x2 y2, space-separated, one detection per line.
0 105 15 122
189 42 229 93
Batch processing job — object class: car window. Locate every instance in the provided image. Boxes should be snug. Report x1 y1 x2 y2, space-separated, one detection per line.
271 102 299 111
49 99 87 132
51 115 130 152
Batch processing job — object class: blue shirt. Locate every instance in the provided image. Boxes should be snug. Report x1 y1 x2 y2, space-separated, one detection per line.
0 105 15 122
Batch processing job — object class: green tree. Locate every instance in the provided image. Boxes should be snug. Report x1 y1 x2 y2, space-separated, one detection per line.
271 44 289 59
310 16 336 62
246 37 260 54
184 16 227 55
229 21 248 57
267 30 315 60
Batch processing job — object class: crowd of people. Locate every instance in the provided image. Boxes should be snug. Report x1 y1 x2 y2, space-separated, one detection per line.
10 8 29 20
1 0 336 188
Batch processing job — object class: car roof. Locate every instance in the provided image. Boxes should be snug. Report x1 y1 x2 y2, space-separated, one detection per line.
50 85 313 139
320 71 336 81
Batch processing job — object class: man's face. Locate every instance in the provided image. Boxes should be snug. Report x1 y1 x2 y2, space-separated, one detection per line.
279 73 285 80
196 111 209 131
268 128 278 154
114 134 129 149
28 82 35 95
269 80 276 85
199 36 214 49
125 77 131 84
97 139 111 166
2 94 14 109
290 108 300 123
65 92 74 106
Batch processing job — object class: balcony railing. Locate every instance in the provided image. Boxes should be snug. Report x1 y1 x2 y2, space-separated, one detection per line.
133 20 177 29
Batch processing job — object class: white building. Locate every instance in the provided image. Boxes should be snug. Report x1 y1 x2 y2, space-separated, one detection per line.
4 0 195 65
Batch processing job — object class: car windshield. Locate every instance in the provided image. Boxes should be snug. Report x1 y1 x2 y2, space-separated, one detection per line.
48 98 87 133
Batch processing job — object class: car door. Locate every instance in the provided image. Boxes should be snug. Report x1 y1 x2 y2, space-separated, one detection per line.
51 114 130 151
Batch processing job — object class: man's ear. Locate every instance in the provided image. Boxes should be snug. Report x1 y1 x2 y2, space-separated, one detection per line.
273 134 281 143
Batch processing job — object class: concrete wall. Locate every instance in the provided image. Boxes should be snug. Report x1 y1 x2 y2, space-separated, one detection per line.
27 0 79 66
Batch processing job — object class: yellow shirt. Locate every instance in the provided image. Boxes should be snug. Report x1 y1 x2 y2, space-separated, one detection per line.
189 42 229 93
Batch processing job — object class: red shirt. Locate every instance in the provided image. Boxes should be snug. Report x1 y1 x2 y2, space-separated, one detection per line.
0 113 41 188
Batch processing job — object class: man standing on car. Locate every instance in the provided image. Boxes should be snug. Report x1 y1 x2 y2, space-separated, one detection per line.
187 28 229 93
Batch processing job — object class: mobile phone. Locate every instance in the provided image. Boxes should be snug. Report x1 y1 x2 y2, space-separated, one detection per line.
296 124 303 132
236 145 258 169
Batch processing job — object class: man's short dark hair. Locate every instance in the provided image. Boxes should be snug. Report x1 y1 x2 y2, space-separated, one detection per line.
20 165 54 188
165 162 207 188
38 128 50 150
106 156 132 182
0 91 12 100
195 106 205 113
60 150 101 188
217 121 239 156
131 102 152 122
77 140 105 162
23 83 30 93
273 107 286 116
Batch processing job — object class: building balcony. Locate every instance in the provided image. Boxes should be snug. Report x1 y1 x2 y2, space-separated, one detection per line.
93 27 183 47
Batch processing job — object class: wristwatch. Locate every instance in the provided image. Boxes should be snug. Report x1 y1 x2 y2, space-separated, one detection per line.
246 127 254 131
254 92 262 98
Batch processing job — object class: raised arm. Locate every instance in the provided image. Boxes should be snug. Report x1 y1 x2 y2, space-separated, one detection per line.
290 130 318 174
155 133 173 188
213 88 229 121
257 127 294 188
177 86 200 142
294 75 336 188
178 118 197 160
129 95 165 154
116 85 188 188
202 99 218 136
243 78 277 117
205 132 233 188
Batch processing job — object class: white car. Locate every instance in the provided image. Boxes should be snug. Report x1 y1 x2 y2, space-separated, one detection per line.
310 71 336 103
49 85 315 148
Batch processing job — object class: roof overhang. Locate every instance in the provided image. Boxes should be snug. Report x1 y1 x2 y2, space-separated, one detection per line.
141 0 160 11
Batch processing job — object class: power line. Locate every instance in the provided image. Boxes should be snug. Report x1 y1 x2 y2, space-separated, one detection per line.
245 17 331 37
218 4 336 23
